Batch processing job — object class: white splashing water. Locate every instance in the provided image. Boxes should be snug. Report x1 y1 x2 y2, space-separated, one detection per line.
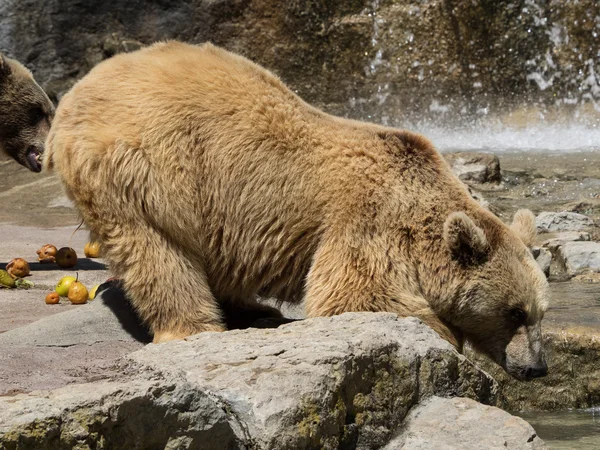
416 123 600 153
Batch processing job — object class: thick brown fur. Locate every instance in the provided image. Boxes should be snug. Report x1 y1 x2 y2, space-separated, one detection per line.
45 42 549 379
0 53 54 172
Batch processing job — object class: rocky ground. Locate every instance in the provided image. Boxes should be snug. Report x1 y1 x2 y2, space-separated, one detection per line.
1 150 600 448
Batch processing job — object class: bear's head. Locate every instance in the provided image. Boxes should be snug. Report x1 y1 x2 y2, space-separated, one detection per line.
0 53 54 172
442 209 548 381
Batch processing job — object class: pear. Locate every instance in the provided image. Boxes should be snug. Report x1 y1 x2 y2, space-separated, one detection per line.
68 277 89 305
84 241 102 258
0 270 15 288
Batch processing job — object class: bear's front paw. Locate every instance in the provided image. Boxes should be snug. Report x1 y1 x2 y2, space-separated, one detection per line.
152 324 225 343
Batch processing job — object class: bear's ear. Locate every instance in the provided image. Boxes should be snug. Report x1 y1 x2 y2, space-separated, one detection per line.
510 209 537 248
0 53 10 80
444 212 489 264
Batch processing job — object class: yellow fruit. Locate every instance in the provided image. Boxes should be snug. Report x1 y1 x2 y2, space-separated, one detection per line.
56 247 78 268
68 281 89 305
45 292 60 304
84 241 102 258
6 258 30 278
89 284 100 300
55 275 77 297
37 244 57 263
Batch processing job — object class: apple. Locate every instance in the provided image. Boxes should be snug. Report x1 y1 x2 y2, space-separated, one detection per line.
45 292 60 304
56 247 78 268
55 275 77 297
6 258 30 278
84 241 102 258
68 280 89 304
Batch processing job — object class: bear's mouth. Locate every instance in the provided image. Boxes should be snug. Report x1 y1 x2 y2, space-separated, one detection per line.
25 146 42 173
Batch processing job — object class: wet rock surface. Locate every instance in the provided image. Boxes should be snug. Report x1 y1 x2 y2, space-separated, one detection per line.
384 396 546 450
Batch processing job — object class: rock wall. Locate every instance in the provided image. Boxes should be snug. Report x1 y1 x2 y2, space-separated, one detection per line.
0 0 598 126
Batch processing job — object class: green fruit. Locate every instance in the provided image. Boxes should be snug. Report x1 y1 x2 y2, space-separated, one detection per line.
56 275 77 297
0 270 15 288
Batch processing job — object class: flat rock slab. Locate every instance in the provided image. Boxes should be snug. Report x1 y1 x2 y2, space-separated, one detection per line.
0 289 78 334
0 341 142 396
0 285 150 396
536 212 594 233
0 314 505 450
0 285 150 348
384 396 545 450
541 231 590 248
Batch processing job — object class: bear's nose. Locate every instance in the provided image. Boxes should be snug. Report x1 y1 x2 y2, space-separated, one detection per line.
525 361 548 379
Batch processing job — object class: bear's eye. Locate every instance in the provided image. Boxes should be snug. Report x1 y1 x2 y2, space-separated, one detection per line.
510 308 527 325
28 106 45 125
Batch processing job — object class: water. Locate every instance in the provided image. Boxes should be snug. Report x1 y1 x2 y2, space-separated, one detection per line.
414 123 600 153
517 409 600 449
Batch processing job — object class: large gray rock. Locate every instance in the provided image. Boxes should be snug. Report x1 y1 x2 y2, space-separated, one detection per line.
536 212 594 233
0 313 500 450
444 152 501 185
384 396 546 450
556 241 600 277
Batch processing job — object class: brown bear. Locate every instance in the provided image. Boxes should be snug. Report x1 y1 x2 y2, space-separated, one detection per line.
45 41 548 380
0 53 54 172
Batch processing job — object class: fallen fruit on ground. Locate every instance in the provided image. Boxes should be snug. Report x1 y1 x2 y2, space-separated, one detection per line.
84 241 102 258
89 284 100 300
0 271 34 289
14 279 34 289
37 244 57 263
56 247 78 268
68 278 89 304
45 292 60 304
0 270 15 288
6 258 30 278
55 275 77 297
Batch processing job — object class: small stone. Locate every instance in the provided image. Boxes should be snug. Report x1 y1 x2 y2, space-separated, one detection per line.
556 241 600 277
532 247 551 277
536 212 594 233
572 270 600 283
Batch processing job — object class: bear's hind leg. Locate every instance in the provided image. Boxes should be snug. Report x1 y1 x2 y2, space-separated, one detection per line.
102 224 225 343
